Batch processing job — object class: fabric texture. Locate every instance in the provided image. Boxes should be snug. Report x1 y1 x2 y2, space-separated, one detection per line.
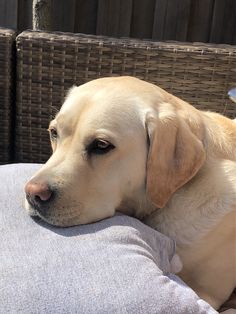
0 163 217 314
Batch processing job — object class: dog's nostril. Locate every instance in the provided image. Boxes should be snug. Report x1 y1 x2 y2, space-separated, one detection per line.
34 189 52 202
35 195 41 203
35 193 51 203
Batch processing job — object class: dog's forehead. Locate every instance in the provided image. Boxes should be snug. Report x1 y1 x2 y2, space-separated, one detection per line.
57 83 147 132
54 76 172 138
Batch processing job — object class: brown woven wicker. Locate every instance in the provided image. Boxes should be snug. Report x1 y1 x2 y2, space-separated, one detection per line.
0 27 15 164
16 30 236 163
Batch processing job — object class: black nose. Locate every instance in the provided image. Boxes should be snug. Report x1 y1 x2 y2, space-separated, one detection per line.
25 180 55 210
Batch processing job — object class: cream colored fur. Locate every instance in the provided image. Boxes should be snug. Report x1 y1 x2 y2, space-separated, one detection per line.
25 76 236 310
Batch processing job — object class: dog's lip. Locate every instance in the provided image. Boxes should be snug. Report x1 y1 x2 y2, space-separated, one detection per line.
25 194 84 227
26 199 83 226
25 196 51 220
26 203 58 225
32 210 82 228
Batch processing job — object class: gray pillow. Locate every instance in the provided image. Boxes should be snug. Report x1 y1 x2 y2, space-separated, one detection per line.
0 164 217 314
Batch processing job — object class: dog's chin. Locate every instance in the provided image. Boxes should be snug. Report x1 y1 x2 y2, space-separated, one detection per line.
25 199 83 227
36 214 81 227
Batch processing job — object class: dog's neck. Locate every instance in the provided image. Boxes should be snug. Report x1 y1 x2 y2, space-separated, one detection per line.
202 112 236 161
144 158 236 247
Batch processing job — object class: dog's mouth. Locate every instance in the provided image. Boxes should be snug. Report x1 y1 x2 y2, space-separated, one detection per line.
25 197 83 227
36 213 82 227
24 197 38 216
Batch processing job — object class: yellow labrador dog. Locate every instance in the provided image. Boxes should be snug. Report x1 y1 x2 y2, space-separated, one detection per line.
25 76 236 310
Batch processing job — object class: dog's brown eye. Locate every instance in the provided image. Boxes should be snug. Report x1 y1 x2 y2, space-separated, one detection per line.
49 128 58 140
87 139 115 155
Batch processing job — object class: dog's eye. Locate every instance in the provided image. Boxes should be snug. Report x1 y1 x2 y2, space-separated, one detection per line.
49 127 58 140
87 139 115 155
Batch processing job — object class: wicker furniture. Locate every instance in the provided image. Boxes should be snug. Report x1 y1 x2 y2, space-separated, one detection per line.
15 30 236 163
0 28 15 164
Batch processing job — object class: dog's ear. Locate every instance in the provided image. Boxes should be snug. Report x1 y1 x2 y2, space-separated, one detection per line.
146 106 206 208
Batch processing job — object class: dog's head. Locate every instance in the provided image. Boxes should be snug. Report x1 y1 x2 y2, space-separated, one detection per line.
25 76 206 226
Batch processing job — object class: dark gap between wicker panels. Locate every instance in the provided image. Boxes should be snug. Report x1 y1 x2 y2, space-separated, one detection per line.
0 28 16 164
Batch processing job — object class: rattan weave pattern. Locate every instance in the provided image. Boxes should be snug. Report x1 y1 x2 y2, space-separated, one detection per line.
16 30 236 163
0 28 15 164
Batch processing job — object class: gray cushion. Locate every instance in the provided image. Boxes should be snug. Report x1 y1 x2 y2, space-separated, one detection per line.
0 163 217 314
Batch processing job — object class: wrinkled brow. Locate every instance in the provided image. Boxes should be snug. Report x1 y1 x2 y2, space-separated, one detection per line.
52 114 73 136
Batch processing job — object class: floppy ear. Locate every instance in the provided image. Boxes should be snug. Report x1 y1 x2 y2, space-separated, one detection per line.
146 109 206 208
